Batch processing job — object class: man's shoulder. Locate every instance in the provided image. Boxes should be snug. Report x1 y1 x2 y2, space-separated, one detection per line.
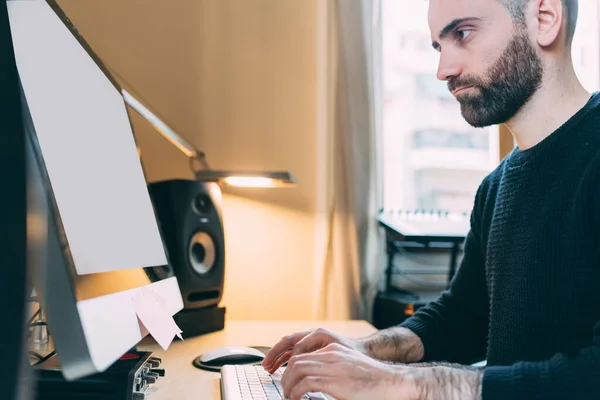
475 154 510 201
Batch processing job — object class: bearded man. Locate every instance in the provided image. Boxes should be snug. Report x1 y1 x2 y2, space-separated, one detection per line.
262 0 600 399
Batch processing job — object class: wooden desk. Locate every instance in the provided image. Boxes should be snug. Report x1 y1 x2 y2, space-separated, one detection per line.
138 320 377 400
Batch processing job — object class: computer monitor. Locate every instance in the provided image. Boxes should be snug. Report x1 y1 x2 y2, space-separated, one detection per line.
8 0 184 381
1 2 29 398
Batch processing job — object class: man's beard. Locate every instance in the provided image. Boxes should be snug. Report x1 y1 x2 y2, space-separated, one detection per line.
448 30 543 128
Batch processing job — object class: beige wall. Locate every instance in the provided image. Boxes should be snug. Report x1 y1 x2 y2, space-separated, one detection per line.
57 0 328 320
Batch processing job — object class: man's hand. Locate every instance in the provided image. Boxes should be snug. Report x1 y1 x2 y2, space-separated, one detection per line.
262 328 366 374
278 344 484 400
280 343 421 400
262 326 424 374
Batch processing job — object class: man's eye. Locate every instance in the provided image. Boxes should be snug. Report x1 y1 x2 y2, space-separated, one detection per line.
456 29 473 40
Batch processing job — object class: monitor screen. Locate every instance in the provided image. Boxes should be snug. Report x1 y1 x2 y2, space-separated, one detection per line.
9 0 167 276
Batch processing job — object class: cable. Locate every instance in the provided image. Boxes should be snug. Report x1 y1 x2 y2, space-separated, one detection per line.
32 350 56 367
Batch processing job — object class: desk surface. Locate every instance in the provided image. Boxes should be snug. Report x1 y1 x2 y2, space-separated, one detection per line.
138 320 377 399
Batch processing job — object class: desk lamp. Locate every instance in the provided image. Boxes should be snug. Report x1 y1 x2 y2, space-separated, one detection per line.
119 84 297 188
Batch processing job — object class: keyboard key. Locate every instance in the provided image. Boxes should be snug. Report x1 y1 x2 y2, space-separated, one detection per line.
221 365 327 400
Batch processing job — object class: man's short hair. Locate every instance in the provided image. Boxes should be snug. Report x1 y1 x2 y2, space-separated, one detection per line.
497 0 578 44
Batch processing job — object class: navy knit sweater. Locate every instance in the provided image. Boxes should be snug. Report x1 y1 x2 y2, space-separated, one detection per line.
400 92 600 399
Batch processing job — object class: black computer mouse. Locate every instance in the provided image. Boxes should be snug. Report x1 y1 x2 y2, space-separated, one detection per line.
193 346 269 371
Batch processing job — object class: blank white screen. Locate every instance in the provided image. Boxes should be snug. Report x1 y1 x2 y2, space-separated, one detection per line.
8 0 168 275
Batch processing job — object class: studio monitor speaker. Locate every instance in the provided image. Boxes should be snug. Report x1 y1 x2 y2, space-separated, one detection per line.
148 179 225 310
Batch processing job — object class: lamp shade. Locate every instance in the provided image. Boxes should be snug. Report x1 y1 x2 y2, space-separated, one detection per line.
195 170 297 188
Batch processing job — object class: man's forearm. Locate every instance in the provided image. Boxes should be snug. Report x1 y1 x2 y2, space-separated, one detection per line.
404 365 483 400
360 327 424 363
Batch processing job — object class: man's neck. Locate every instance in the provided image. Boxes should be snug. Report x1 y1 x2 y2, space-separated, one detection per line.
504 63 591 150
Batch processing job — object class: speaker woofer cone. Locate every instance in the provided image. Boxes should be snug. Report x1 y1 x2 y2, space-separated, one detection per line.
188 232 216 275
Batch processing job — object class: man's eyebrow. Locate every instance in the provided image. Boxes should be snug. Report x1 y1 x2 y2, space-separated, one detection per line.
431 17 482 50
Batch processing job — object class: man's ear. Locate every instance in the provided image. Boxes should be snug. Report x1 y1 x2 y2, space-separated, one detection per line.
532 0 564 47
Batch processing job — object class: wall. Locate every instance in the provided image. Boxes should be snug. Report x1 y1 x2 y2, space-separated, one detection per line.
56 0 327 321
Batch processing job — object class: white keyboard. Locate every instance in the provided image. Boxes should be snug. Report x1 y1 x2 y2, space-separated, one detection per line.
378 210 470 238
220 365 331 400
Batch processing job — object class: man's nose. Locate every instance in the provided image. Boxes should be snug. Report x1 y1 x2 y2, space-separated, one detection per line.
436 50 462 82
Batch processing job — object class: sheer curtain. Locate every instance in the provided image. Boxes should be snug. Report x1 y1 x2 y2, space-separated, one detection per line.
316 0 384 321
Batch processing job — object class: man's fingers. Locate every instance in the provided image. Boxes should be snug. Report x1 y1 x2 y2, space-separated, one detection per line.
313 342 348 354
290 329 341 359
263 329 338 371
281 351 342 396
265 349 292 374
266 337 342 374
262 330 312 370
288 376 337 400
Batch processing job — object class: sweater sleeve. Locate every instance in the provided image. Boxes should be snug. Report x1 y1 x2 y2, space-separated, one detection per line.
482 320 600 400
399 182 490 365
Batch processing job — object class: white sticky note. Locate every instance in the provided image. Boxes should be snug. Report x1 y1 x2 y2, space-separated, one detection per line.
132 287 183 350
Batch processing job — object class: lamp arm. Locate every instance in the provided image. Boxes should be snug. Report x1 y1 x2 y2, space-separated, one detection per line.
121 89 209 172
101 61 209 172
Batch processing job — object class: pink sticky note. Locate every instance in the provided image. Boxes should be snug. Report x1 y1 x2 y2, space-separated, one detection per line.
132 287 183 350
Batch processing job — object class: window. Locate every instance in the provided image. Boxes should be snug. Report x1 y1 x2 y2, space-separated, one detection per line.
380 1 600 215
